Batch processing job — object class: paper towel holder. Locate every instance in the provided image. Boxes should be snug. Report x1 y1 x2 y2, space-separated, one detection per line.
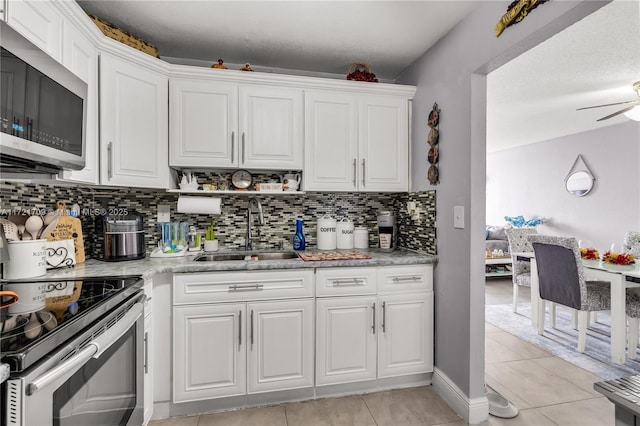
177 196 222 215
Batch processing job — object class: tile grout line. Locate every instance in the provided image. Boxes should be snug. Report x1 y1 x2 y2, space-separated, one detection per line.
360 394 379 426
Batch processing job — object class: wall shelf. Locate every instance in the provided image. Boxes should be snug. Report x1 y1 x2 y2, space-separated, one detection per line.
167 189 305 195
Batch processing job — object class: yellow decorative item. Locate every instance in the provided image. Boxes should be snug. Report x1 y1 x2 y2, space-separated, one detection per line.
88 14 160 58
579 247 600 260
211 59 228 69
602 251 635 265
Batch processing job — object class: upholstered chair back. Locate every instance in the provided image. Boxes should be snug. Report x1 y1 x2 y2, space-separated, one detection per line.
506 228 538 276
528 235 585 310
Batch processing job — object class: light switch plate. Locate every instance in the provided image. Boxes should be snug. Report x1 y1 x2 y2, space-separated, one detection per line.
158 204 170 223
454 206 464 229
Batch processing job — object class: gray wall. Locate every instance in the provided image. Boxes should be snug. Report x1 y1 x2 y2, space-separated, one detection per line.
487 121 640 251
397 0 609 402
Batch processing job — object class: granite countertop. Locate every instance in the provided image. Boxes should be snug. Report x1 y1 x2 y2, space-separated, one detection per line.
36 248 437 282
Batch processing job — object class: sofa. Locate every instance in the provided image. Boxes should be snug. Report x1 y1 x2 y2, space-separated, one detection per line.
485 225 510 254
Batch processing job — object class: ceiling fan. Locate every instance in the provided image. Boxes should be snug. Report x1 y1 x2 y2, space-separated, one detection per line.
577 81 640 121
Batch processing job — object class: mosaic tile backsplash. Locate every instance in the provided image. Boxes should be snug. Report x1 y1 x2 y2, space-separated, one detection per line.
0 178 436 259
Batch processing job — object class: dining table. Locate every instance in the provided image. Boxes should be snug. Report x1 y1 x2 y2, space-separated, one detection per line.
512 251 640 365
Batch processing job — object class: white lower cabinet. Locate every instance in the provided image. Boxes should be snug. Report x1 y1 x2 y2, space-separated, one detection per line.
316 296 377 385
172 270 314 403
247 299 314 393
315 265 433 386
174 303 246 402
377 292 433 378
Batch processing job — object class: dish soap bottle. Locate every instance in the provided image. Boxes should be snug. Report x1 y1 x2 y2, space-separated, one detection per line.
293 218 306 251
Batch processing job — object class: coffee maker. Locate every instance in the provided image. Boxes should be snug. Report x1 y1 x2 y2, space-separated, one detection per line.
377 211 397 252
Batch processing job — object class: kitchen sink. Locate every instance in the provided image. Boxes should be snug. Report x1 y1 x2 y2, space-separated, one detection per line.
193 251 299 262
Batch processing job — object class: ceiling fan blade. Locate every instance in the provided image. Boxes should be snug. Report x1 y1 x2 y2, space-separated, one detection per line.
596 104 638 121
577 100 637 111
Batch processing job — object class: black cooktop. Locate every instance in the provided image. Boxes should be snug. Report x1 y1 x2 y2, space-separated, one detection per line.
0 276 143 372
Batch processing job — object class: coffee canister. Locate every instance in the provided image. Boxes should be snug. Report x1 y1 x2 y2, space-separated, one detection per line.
317 214 337 250
354 226 369 249
336 218 354 249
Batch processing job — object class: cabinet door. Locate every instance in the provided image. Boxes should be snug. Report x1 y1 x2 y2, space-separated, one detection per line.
378 292 433 378
239 85 303 170
170 78 238 168
100 53 170 188
5 0 62 61
60 22 99 184
316 296 377 386
173 304 246 402
359 95 408 192
304 90 358 191
247 299 314 394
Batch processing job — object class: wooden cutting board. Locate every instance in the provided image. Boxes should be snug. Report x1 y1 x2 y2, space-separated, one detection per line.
45 200 85 263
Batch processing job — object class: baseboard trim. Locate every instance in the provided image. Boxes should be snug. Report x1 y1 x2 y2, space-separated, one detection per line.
432 367 488 424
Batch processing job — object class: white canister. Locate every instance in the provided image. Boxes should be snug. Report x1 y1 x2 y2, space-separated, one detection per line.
317 214 337 250
4 239 47 280
336 218 354 249
354 227 369 249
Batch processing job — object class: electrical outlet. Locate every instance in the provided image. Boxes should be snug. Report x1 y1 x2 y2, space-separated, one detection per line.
454 206 464 229
158 204 170 223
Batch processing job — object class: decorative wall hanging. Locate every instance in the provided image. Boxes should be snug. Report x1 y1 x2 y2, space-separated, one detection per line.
564 154 595 197
495 0 550 37
427 103 440 185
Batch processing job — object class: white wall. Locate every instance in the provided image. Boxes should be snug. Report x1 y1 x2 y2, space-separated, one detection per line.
487 121 640 251
396 0 610 417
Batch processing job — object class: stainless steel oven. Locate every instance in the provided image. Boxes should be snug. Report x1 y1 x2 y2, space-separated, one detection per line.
1 277 145 426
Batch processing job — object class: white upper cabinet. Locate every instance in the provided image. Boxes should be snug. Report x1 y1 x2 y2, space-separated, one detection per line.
169 78 238 168
5 0 62 61
100 52 171 188
304 90 409 192
170 77 303 170
359 95 408 192
304 91 358 191
239 85 303 170
59 21 99 184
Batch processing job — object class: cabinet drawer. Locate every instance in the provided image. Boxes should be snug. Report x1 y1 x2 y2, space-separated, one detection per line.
174 269 314 304
377 265 433 293
316 267 377 297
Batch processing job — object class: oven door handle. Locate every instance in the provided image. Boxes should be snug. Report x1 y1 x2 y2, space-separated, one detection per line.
27 301 144 396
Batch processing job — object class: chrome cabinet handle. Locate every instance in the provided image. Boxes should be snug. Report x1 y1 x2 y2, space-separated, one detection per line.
242 132 246 164
250 310 254 347
381 301 386 333
352 159 357 187
372 302 376 334
231 131 235 164
107 141 113 180
144 331 149 374
392 276 421 283
332 278 362 286
229 283 264 292
238 310 242 348
362 158 366 187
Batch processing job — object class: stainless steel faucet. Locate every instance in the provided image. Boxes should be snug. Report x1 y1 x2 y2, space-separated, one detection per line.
245 198 265 250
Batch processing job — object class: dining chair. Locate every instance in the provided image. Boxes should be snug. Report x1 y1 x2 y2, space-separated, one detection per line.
505 228 538 313
528 235 611 353
625 288 640 358
624 231 640 257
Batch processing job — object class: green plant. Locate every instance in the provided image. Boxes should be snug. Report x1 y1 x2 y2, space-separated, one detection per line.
205 220 216 241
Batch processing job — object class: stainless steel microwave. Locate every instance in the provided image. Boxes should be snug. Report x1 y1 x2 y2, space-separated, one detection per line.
0 21 87 174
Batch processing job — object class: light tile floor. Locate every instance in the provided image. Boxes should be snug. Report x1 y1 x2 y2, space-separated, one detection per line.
148 278 617 425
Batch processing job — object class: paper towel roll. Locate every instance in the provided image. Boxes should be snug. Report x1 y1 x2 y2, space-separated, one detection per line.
177 196 222 214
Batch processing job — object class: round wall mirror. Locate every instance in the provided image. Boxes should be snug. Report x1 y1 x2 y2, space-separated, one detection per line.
565 170 594 196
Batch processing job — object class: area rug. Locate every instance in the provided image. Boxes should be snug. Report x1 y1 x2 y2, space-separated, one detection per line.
486 303 640 379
